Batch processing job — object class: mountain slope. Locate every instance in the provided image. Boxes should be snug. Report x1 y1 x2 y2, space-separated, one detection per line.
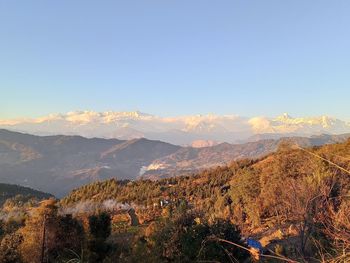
0 129 180 197
0 183 53 206
61 137 350 209
141 134 350 179
1 129 349 197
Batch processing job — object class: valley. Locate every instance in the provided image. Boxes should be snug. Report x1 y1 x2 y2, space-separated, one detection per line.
1 129 349 197
0 138 349 262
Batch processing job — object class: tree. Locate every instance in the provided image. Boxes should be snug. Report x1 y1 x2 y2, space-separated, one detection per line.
0 220 4 240
199 219 250 262
87 212 112 262
229 168 261 226
19 199 58 263
149 211 249 262
0 233 23 263
48 214 84 261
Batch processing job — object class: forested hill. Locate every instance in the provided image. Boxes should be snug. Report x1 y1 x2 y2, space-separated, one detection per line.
58 139 350 261
2 139 349 263
0 183 53 206
1 129 349 197
62 138 350 213
0 129 180 196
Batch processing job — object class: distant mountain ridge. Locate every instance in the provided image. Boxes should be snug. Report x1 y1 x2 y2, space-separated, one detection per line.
1 111 349 145
0 129 179 196
141 133 350 179
0 129 349 197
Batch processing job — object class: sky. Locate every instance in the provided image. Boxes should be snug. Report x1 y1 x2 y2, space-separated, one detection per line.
0 1 349 120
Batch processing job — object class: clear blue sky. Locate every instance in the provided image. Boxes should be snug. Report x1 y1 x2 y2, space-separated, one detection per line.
0 1 349 119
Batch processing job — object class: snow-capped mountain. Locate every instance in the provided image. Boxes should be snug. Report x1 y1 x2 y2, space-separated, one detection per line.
0 111 349 145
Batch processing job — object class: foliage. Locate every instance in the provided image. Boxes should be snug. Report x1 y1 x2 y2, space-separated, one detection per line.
131 211 249 263
0 233 23 263
0 184 52 206
87 212 112 262
1 140 350 262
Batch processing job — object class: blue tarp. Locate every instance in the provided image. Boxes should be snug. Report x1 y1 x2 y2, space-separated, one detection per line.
247 238 263 251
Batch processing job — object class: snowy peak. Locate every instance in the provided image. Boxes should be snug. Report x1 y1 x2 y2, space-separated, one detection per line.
1 111 153 125
0 111 349 145
275 113 293 121
273 115 348 133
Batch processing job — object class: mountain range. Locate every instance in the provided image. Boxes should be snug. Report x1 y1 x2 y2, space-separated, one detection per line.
0 129 349 197
1 111 349 145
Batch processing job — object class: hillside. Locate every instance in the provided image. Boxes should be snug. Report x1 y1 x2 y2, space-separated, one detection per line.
59 139 350 262
0 183 52 206
1 139 349 262
142 133 350 179
62 138 350 208
1 129 349 197
0 129 180 196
